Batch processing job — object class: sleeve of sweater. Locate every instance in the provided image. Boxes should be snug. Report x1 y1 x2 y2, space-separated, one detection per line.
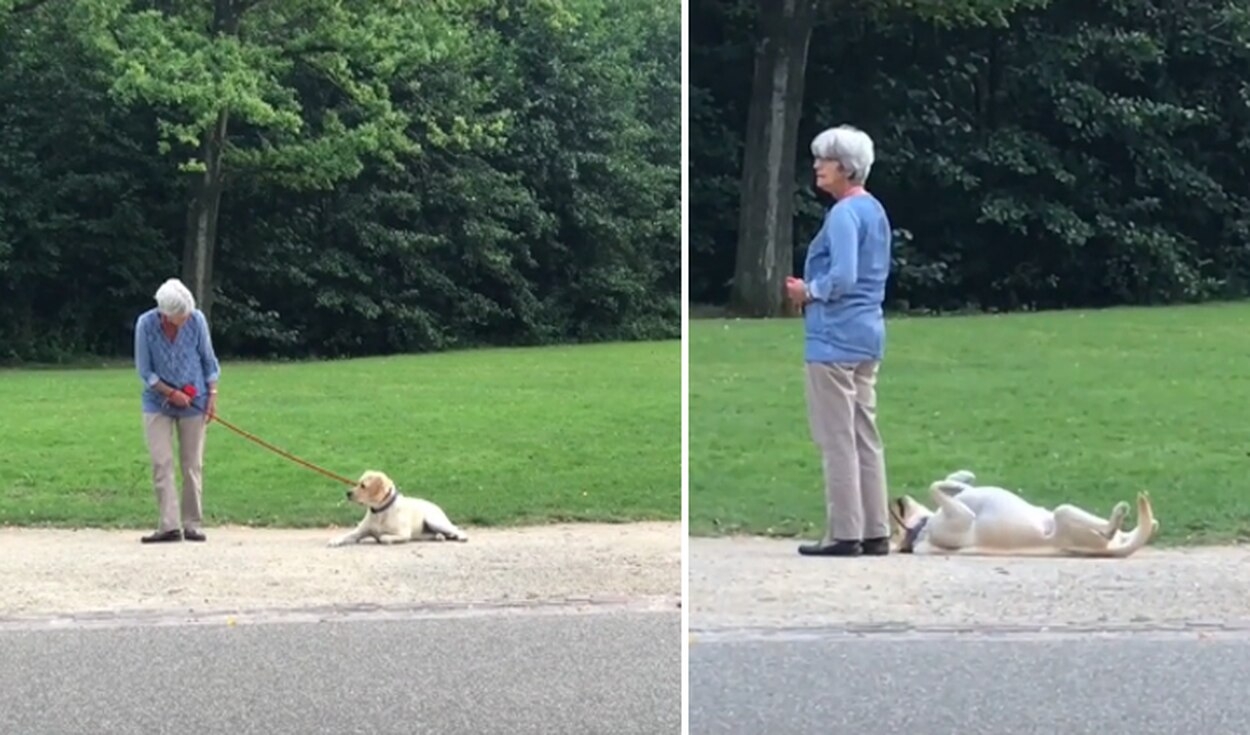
806 203 860 302
134 314 160 387
196 311 222 384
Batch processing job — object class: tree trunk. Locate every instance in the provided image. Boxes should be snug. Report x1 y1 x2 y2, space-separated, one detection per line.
180 0 238 321
181 108 229 321
728 0 816 318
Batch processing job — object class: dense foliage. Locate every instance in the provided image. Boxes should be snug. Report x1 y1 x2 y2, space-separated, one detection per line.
0 0 680 361
692 0 1250 313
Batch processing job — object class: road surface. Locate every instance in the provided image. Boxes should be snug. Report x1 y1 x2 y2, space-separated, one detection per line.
0 523 683 735
690 626 1250 735
689 536 1250 735
0 605 681 735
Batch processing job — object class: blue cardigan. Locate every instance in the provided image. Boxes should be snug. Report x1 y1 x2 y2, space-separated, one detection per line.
134 308 222 417
802 193 893 364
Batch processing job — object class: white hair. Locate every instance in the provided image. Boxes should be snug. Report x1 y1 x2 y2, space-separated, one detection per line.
154 278 196 317
810 125 875 184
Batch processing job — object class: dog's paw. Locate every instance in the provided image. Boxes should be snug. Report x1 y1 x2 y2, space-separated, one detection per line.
327 537 347 548
946 470 976 485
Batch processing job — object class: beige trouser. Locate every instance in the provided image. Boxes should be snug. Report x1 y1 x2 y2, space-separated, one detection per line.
142 412 207 532
805 361 889 543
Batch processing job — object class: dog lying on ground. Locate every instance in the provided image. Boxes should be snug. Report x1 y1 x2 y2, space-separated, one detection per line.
888 470 1158 558
328 470 469 547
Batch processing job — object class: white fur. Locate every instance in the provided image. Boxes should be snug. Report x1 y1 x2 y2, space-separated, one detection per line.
328 471 468 547
897 470 1158 558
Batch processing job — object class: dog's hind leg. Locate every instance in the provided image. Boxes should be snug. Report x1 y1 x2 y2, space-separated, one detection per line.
1053 501 1130 541
423 509 469 542
1049 501 1132 554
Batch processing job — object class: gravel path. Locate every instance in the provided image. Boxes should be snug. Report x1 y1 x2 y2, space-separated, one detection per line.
690 536 1250 633
0 522 680 623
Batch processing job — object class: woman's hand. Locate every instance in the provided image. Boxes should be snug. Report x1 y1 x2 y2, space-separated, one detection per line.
785 276 807 306
167 390 192 409
205 392 217 423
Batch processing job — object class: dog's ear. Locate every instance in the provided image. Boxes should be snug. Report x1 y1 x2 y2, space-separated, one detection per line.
893 498 907 521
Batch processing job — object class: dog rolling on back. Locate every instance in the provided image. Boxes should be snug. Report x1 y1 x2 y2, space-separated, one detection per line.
328 470 468 547
889 470 1157 558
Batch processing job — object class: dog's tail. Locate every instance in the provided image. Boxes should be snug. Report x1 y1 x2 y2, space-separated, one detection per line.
1104 492 1158 558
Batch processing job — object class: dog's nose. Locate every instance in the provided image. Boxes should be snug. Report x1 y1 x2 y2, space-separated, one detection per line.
344 491 352 498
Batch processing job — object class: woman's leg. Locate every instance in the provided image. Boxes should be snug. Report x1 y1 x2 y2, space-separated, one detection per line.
802 363 862 554
176 415 207 538
141 412 181 541
852 361 889 547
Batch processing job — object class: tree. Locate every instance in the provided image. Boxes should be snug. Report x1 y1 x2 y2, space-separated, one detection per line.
0 0 681 362
728 0 1050 317
89 0 480 319
729 0 816 318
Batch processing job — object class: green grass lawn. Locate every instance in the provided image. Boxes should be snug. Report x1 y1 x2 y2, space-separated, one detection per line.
690 303 1250 546
0 340 679 529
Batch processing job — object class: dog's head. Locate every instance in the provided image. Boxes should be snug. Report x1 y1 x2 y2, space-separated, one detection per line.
346 470 395 507
889 495 935 553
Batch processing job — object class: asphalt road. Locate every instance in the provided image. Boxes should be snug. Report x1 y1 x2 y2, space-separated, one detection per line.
689 628 1250 735
0 609 681 735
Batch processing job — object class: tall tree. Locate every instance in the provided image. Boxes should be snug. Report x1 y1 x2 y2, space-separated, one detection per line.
0 0 681 362
89 0 478 318
728 0 1050 317
729 0 815 318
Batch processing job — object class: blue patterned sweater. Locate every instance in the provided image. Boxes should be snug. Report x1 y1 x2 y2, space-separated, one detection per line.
802 193 893 364
133 308 222 417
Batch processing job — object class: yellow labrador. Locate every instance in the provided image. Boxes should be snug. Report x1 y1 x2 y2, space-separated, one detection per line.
328 470 469 547
889 470 1157 558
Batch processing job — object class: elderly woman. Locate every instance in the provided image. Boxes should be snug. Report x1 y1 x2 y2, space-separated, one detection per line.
133 278 221 544
785 125 893 558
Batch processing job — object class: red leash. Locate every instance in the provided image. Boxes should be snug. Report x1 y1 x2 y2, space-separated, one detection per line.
175 385 356 487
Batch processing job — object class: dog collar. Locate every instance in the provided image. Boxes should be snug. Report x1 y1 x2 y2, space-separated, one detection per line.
902 516 930 553
369 487 400 514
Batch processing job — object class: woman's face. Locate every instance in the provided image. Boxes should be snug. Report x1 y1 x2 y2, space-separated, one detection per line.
162 312 190 328
812 157 845 194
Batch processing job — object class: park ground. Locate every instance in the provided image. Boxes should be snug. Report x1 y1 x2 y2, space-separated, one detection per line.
688 534 1250 634
0 522 680 624
0 340 681 622
690 301 1250 546
0 340 679 528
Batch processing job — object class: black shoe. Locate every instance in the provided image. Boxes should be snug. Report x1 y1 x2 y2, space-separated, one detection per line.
141 529 182 544
798 539 863 557
183 528 207 542
861 537 890 556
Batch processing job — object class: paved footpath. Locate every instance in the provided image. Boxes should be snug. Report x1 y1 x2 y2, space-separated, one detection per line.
0 523 682 735
689 537 1250 735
